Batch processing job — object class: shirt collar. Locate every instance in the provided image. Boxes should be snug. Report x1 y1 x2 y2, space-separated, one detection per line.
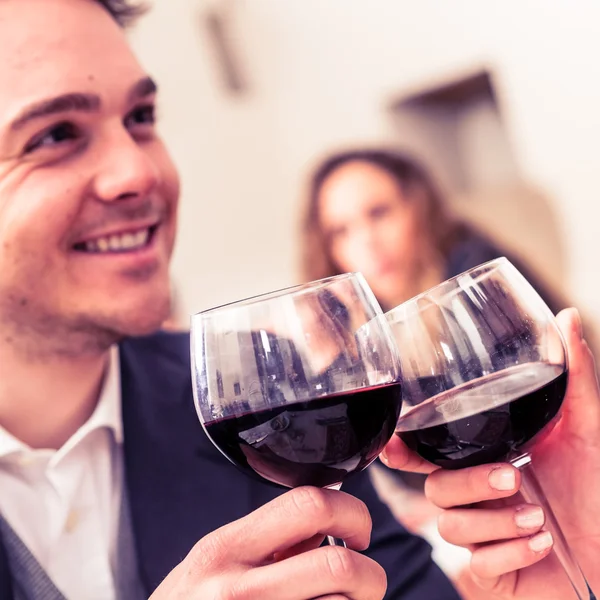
0 345 123 460
80 344 123 445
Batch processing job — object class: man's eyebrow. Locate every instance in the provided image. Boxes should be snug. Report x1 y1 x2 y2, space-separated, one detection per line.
8 77 158 132
10 94 101 131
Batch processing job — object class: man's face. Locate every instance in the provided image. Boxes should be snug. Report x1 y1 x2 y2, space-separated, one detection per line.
0 0 180 354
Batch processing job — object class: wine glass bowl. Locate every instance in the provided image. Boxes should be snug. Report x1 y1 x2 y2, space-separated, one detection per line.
390 258 568 469
191 273 402 490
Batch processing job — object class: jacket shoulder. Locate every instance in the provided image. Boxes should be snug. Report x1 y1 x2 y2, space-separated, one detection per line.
120 330 190 370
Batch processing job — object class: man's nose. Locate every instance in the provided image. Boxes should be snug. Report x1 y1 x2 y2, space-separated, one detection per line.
90 129 159 203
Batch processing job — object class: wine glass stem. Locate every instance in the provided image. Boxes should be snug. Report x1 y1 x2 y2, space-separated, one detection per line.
511 453 596 600
326 483 347 547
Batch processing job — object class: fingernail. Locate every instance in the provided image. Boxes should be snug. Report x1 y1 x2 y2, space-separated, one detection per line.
515 506 544 530
528 530 553 553
572 308 583 340
489 466 516 491
379 449 389 465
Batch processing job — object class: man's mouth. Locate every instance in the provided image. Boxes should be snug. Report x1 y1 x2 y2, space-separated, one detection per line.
72 224 159 254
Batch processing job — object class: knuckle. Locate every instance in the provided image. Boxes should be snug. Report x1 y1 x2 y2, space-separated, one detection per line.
354 497 373 537
436 511 459 543
466 467 484 497
370 561 388 598
470 545 510 581
469 550 493 579
217 577 252 600
423 474 436 503
470 568 511 595
322 546 356 584
188 529 229 572
289 486 331 521
424 471 447 506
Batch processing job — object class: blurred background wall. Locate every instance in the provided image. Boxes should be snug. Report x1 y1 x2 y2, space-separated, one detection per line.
130 0 600 323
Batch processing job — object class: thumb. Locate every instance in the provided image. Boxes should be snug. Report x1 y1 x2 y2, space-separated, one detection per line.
554 308 600 438
380 434 437 474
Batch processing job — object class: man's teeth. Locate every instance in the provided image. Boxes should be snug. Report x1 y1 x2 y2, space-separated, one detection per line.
84 228 151 253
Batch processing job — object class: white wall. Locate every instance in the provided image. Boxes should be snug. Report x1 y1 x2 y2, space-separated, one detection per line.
131 0 600 320
130 0 292 315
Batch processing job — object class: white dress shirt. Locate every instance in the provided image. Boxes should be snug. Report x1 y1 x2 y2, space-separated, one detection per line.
0 346 123 600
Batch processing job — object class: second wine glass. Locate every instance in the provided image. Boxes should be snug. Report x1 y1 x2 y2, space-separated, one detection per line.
388 257 593 600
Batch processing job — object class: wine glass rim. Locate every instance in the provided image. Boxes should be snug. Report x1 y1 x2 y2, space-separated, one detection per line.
192 272 363 318
386 257 510 319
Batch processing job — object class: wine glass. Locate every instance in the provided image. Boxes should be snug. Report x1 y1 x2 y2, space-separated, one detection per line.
387 257 594 599
191 273 402 546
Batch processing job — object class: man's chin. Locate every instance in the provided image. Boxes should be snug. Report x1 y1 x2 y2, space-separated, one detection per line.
88 295 172 341
109 309 171 339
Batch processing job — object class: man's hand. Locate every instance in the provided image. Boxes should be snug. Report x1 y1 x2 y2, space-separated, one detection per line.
150 486 387 600
382 308 600 599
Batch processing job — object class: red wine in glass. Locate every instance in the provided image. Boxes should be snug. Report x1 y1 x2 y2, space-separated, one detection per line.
396 363 567 470
205 382 401 488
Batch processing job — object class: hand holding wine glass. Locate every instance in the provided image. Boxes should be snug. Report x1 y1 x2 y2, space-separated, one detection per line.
381 258 600 599
149 486 387 600
382 307 600 599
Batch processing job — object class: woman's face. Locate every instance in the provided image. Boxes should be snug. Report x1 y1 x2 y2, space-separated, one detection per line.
317 161 419 307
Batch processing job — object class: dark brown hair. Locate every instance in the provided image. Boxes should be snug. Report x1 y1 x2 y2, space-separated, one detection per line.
300 148 465 286
94 0 147 26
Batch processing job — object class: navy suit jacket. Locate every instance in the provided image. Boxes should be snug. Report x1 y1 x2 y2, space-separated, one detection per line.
0 332 460 599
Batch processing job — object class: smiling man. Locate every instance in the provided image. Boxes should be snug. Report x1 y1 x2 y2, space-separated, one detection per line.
0 1 467 599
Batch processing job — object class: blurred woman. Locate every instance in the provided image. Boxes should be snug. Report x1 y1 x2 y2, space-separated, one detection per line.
300 148 562 314
299 148 565 597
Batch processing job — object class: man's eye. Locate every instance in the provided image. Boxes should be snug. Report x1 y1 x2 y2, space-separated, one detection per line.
126 104 156 128
24 122 80 153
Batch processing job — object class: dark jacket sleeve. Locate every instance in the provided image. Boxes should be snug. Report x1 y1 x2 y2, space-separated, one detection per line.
343 469 461 600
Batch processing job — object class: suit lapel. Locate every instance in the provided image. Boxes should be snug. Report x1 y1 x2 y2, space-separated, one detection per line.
119 333 255 595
